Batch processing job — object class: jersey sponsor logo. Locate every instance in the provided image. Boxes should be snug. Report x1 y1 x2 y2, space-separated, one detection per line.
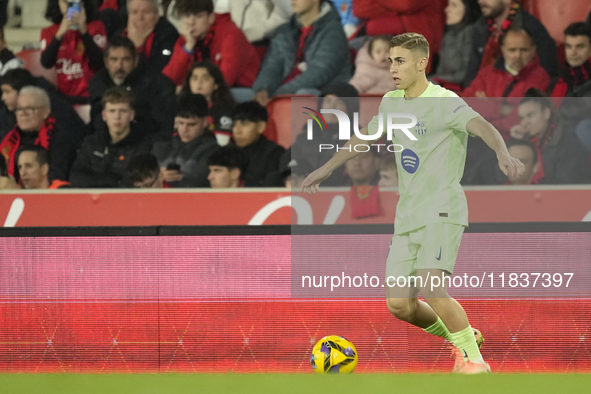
401 149 419 174
56 58 83 77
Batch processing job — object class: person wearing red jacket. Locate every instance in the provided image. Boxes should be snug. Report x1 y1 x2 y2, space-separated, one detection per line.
41 0 107 103
163 0 260 88
462 28 550 140
352 0 446 71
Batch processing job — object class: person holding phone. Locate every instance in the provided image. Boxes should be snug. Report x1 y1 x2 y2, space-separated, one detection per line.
152 93 219 188
41 0 107 103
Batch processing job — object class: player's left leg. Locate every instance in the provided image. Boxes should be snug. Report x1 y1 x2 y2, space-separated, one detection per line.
414 223 489 373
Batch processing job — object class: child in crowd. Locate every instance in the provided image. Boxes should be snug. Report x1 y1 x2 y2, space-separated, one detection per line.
349 35 397 95
180 60 236 146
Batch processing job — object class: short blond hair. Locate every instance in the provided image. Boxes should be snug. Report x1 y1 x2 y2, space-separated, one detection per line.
390 33 430 58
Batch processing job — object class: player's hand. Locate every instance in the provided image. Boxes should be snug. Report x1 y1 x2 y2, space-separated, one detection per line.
510 124 527 139
301 166 332 194
497 152 525 178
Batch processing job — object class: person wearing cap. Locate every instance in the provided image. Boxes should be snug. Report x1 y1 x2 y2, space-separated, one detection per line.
152 93 218 188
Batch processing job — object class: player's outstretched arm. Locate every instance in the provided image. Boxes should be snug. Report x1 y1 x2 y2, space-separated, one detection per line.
301 125 377 194
466 117 525 179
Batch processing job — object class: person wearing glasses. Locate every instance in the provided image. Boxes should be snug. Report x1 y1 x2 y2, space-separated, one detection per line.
0 86 77 182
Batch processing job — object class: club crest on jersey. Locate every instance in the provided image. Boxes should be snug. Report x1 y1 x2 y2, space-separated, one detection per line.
401 149 420 174
415 121 427 135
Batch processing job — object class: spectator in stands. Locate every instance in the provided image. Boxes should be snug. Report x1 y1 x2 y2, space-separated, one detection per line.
252 0 352 105
351 0 446 69
0 27 24 76
510 94 591 184
378 154 398 188
124 152 166 188
349 35 397 95
291 82 358 186
152 93 218 187
464 0 557 87
0 86 77 182
503 138 539 185
207 144 248 188
550 23 591 144
463 28 550 139
41 0 107 104
0 69 86 141
17 145 71 189
89 36 175 138
70 87 151 187
167 0 292 44
180 60 236 145
231 101 285 186
551 23 591 98
431 0 481 90
113 0 178 72
345 150 381 186
0 148 19 189
217 0 292 43
163 0 260 91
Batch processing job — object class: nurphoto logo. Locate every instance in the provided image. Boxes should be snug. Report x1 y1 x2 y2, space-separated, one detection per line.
303 108 418 153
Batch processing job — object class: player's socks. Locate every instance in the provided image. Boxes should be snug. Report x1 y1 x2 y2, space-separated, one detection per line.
448 326 485 365
423 315 451 340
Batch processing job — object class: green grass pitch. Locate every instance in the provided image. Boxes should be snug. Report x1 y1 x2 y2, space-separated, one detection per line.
1 374 590 394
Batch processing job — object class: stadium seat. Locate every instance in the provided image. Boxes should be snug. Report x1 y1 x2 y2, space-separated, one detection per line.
530 0 591 44
266 95 385 149
16 49 58 87
266 95 316 149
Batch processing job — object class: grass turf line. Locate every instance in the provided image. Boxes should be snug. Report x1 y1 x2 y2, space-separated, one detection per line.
1 374 591 394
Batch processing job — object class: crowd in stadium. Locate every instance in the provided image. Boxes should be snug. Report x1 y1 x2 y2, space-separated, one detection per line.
0 0 590 190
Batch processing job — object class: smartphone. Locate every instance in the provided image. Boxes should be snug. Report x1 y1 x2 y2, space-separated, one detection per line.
167 163 181 172
67 0 81 29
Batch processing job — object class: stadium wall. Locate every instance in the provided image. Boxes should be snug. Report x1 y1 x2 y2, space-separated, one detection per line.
0 224 590 373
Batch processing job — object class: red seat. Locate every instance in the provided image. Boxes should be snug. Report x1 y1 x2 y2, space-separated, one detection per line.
266 94 386 149
266 95 317 149
530 0 591 44
16 49 58 87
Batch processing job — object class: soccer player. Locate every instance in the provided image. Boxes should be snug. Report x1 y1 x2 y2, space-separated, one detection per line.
302 33 524 374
